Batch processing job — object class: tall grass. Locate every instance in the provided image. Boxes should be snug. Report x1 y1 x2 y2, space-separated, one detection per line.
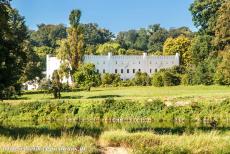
0 134 99 154
100 130 230 154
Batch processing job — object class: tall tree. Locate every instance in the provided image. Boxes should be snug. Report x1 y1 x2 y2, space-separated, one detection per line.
189 0 223 35
56 9 84 81
0 2 28 99
213 1 230 50
147 24 168 52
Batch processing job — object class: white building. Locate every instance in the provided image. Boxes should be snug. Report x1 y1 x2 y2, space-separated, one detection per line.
46 52 179 81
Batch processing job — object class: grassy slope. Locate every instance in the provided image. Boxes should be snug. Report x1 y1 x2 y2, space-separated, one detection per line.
6 85 230 104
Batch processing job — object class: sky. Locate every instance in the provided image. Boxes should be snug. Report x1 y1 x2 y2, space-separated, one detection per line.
12 0 197 33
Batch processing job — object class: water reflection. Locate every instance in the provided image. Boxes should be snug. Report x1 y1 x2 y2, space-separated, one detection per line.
1 121 230 139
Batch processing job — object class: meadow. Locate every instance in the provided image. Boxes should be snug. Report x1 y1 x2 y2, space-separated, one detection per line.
7 85 230 103
1 85 230 154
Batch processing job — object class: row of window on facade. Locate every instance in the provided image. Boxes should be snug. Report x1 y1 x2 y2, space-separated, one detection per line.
97 68 158 74
97 61 174 65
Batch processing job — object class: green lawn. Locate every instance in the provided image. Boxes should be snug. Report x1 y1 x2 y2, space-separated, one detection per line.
6 85 230 104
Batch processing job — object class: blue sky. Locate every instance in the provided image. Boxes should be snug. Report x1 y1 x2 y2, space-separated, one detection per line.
12 0 197 33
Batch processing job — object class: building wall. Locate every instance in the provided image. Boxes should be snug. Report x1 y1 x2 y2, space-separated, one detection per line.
46 52 179 81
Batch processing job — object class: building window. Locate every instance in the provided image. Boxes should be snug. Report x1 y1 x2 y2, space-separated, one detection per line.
127 69 129 73
150 69 152 73
103 69 105 73
121 69 123 73
115 69 117 73
133 69 135 73
155 69 157 72
138 69 141 72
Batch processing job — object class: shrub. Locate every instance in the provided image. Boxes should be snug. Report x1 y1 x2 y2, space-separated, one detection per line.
38 78 51 90
181 74 191 85
132 72 151 86
101 73 121 86
151 72 164 87
162 71 180 86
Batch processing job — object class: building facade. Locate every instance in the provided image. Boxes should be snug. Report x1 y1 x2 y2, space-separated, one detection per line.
46 52 179 82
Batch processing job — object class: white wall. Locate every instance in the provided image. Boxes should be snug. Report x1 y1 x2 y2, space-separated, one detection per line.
46 53 179 82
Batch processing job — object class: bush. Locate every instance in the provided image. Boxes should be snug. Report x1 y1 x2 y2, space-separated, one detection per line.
132 72 151 86
181 74 191 85
101 73 121 86
162 71 180 86
151 72 164 87
38 78 51 90
152 69 180 87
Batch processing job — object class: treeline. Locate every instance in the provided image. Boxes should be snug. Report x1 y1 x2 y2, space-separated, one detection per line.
0 0 229 99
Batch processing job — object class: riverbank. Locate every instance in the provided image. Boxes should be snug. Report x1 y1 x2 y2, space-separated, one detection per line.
1 97 230 123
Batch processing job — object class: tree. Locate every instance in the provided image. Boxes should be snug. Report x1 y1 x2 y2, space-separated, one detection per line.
51 70 62 99
147 24 168 52
83 23 114 46
0 2 28 99
20 43 43 82
29 24 67 49
189 0 223 34
214 51 230 85
73 63 101 91
96 42 121 55
134 28 148 51
163 35 191 67
189 35 213 65
168 27 193 38
213 1 230 50
56 9 84 80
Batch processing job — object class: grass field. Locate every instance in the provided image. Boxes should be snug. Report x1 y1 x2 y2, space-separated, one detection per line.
6 85 230 104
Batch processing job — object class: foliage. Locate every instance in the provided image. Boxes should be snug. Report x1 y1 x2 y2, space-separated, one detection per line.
152 69 180 87
96 42 121 55
189 35 213 65
0 3 28 99
29 24 67 49
132 72 151 86
74 63 101 91
51 70 62 99
214 51 230 85
56 9 84 79
189 0 223 34
163 35 191 67
151 72 164 87
83 23 114 46
101 73 121 87
213 1 230 50
147 24 168 52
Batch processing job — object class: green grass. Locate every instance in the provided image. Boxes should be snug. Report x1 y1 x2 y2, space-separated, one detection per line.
5 85 230 105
